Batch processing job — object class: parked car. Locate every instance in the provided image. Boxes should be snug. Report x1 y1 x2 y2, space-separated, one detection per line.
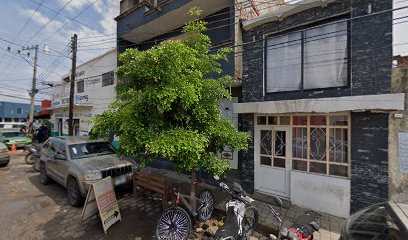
340 201 408 240
0 142 10 167
39 136 134 207
0 131 32 148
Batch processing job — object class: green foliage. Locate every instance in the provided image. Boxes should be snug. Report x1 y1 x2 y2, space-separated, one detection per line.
90 7 250 177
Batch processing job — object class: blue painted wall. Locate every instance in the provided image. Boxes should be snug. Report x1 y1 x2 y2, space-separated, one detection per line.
117 4 235 76
0 102 40 119
117 0 194 35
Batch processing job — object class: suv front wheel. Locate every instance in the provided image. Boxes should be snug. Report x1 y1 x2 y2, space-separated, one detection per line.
39 162 50 185
67 177 83 207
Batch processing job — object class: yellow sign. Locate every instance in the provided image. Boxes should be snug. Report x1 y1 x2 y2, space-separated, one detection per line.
81 177 122 234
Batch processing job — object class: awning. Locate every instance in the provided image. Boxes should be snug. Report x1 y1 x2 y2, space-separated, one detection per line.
233 93 405 114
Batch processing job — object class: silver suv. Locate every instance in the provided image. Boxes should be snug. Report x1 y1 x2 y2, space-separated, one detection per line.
39 136 134 207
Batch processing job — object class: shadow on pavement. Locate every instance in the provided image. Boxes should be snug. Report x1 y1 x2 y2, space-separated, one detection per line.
27 174 161 240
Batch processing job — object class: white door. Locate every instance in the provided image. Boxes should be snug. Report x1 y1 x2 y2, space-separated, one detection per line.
254 125 291 197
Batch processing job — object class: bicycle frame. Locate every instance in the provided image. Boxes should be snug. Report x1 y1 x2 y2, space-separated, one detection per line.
173 180 201 216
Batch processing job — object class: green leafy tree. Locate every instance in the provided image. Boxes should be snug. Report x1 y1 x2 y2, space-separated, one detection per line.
90 7 250 197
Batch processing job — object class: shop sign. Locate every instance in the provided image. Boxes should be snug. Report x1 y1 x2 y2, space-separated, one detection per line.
81 177 121 234
86 78 101 87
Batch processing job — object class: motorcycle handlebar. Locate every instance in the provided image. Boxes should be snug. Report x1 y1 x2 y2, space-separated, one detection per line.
218 182 252 204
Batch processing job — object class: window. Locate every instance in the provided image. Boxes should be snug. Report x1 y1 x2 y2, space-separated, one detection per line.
17 108 22 114
266 32 302 92
266 21 348 92
257 114 350 177
57 143 66 156
102 71 114 87
50 140 59 155
77 80 84 93
291 114 350 177
69 142 116 159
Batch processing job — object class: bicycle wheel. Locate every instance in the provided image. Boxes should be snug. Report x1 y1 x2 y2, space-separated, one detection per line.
241 206 259 240
196 190 214 221
156 207 191 240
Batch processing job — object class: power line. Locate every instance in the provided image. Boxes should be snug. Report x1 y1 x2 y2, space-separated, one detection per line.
0 92 43 102
29 0 104 36
25 0 74 45
39 0 100 45
77 0 305 41
0 0 45 66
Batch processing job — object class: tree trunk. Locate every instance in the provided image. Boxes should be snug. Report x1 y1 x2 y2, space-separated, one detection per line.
190 170 196 207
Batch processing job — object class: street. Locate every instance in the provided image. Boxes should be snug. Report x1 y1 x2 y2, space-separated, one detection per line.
0 150 161 240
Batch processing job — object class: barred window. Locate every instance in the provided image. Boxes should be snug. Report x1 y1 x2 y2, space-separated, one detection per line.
77 80 84 93
258 114 350 178
291 114 350 177
102 71 114 87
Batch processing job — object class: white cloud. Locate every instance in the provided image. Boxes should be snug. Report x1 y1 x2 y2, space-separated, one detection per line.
19 8 65 30
58 0 92 11
93 0 120 34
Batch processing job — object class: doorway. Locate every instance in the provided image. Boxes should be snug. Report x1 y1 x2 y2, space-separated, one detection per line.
254 125 291 197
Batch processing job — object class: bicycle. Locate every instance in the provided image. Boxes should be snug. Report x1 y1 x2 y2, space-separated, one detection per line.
156 178 215 240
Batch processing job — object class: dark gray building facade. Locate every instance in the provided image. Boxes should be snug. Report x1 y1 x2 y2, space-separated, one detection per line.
234 0 402 218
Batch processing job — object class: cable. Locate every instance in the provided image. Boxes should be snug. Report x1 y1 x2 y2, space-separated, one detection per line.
29 0 104 36
77 0 308 41
0 92 42 102
25 0 74 45
0 0 45 66
39 0 100 45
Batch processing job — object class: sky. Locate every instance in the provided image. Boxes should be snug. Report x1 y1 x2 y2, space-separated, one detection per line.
0 0 119 103
0 0 407 104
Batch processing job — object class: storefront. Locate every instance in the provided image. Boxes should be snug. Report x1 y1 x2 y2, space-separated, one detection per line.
253 113 350 217
50 49 117 139
234 94 404 218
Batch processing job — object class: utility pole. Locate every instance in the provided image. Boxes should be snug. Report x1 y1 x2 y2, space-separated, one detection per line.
68 34 77 136
28 45 38 124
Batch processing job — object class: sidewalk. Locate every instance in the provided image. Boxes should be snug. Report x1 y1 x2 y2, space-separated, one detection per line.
145 167 345 240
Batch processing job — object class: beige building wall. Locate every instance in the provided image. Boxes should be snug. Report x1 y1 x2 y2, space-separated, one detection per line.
389 61 408 202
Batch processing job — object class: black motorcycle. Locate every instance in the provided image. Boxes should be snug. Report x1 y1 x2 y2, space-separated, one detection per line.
24 144 41 171
214 181 259 240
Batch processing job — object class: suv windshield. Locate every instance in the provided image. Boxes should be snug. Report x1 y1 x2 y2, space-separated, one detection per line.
68 142 116 159
3 132 26 137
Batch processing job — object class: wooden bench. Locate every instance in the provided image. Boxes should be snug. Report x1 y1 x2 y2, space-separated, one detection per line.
133 170 171 209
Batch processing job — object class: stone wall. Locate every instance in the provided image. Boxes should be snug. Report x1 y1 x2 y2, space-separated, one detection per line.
350 112 389 213
241 0 392 103
389 66 408 202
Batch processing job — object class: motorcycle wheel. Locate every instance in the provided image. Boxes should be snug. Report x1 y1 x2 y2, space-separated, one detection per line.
241 206 259 240
156 207 191 240
196 190 214 221
33 158 41 172
25 153 35 164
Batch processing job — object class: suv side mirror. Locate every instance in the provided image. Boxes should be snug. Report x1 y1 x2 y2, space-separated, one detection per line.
54 153 66 160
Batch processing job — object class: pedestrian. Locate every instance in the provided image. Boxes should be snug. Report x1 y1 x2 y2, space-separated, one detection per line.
37 124 47 143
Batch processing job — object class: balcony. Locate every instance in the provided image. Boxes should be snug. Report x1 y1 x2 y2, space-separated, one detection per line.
116 0 231 44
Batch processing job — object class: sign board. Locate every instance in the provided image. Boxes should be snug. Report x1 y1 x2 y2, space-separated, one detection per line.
81 177 122 233
399 132 408 174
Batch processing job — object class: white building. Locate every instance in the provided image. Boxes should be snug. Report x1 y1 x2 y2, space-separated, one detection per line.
51 49 117 137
